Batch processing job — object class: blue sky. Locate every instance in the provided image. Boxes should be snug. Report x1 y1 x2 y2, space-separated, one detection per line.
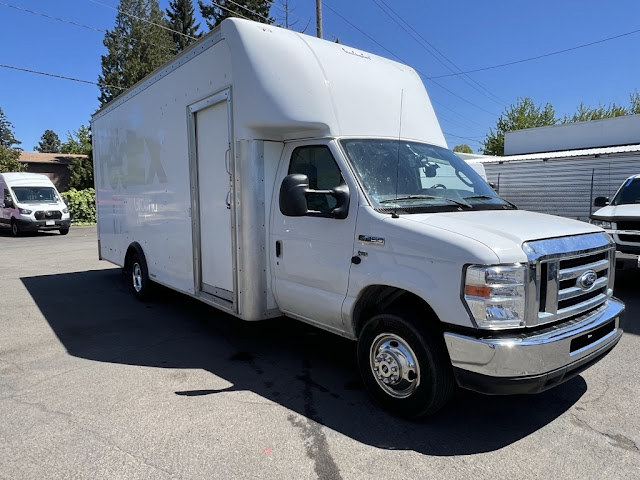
1 0 639 152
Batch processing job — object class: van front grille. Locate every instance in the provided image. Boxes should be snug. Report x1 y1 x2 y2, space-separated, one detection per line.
523 233 615 328
35 210 62 220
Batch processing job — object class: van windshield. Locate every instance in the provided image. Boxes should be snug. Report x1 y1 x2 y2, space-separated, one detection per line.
12 187 59 204
611 178 640 205
339 138 512 212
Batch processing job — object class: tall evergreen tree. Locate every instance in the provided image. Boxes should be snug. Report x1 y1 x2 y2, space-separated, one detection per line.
199 0 273 30
35 130 62 153
166 0 201 53
0 107 21 150
98 0 175 106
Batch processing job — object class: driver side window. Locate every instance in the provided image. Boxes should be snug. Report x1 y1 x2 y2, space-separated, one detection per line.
288 145 344 214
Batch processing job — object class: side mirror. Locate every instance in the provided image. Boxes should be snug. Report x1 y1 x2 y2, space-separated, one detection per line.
279 174 351 219
279 174 309 216
330 182 350 219
594 196 609 207
3 198 13 209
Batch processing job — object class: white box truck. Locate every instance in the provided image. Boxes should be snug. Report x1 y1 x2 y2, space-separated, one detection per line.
92 18 624 417
0 172 70 236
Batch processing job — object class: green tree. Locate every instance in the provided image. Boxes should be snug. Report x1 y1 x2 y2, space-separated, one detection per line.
0 107 21 150
482 97 556 156
561 102 628 123
199 0 273 30
62 125 94 190
98 0 175 106
166 0 201 53
453 144 473 154
0 146 24 173
629 90 640 115
34 129 62 153
0 107 24 172
61 125 92 155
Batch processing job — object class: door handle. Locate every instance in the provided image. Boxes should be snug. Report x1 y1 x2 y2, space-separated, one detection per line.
225 191 231 209
225 148 231 175
275 240 282 257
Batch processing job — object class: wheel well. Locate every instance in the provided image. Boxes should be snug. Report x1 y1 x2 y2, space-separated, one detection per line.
124 242 145 273
352 286 441 338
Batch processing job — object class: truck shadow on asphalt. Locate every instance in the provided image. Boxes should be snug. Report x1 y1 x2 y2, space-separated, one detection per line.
23 269 594 456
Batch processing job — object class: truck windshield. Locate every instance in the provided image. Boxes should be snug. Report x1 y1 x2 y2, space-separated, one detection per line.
339 138 511 212
611 178 640 205
12 187 59 204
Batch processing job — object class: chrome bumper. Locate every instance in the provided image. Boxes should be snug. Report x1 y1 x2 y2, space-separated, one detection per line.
444 298 624 394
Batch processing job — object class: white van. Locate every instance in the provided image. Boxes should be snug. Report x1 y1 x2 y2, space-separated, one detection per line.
92 19 624 417
0 172 71 236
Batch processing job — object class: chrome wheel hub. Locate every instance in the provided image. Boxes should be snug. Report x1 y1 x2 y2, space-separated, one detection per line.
370 333 420 399
132 263 143 293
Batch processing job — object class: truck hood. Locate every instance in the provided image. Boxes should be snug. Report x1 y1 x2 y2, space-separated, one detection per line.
401 210 603 263
592 204 640 220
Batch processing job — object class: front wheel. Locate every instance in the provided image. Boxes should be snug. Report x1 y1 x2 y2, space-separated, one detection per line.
357 311 454 418
59 227 70 235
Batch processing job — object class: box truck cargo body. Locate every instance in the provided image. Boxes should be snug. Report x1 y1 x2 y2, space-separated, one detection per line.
92 19 623 417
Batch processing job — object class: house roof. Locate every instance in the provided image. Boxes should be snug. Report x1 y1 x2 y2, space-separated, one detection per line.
18 152 88 164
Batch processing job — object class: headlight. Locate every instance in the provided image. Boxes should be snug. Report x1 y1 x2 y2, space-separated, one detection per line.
63 208 69 214
463 264 527 329
589 218 612 229
18 208 32 215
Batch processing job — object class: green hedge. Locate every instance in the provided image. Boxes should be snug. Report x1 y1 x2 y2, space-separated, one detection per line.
61 188 96 224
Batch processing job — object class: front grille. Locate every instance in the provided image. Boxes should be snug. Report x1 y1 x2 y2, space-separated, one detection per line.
523 233 614 328
34 210 62 220
618 234 640 243
615 220 640 231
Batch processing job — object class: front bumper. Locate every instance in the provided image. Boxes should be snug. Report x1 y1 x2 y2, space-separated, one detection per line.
16 218 71 231
444 298 624 394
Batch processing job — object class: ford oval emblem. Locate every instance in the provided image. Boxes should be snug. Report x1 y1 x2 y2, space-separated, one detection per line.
577 270 598 290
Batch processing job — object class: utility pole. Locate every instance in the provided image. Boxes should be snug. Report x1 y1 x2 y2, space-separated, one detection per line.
316 0 322 38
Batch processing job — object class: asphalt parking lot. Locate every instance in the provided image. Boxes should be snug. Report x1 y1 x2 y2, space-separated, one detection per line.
1 226 638 479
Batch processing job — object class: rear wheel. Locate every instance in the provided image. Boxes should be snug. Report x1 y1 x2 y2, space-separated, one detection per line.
10 220 20 237
357 310 454 418
129 252 154 301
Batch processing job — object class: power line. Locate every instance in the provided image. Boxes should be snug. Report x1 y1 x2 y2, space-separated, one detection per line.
370 0 506 106
226 0 270 22
322 1 498 117
443 131 484 146
428 26 640 79
0 63 125 90
2 1 175 55
87 0 200 40
0 1 104 32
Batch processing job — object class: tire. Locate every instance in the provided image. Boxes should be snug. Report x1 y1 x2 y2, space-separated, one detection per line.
129 251 154 301
10 220 20 237
357 310 455 418
59 227 70 235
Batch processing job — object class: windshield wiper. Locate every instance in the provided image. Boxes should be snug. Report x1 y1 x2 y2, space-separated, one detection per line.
380 195 439 203
463 194 518 209
380 195 471 208
463 194 495 200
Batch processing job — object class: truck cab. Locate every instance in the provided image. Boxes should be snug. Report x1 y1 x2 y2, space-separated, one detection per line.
590 174 640 268
0 172 71 236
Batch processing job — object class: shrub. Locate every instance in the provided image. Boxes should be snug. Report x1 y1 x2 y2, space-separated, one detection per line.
61 188 96 224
